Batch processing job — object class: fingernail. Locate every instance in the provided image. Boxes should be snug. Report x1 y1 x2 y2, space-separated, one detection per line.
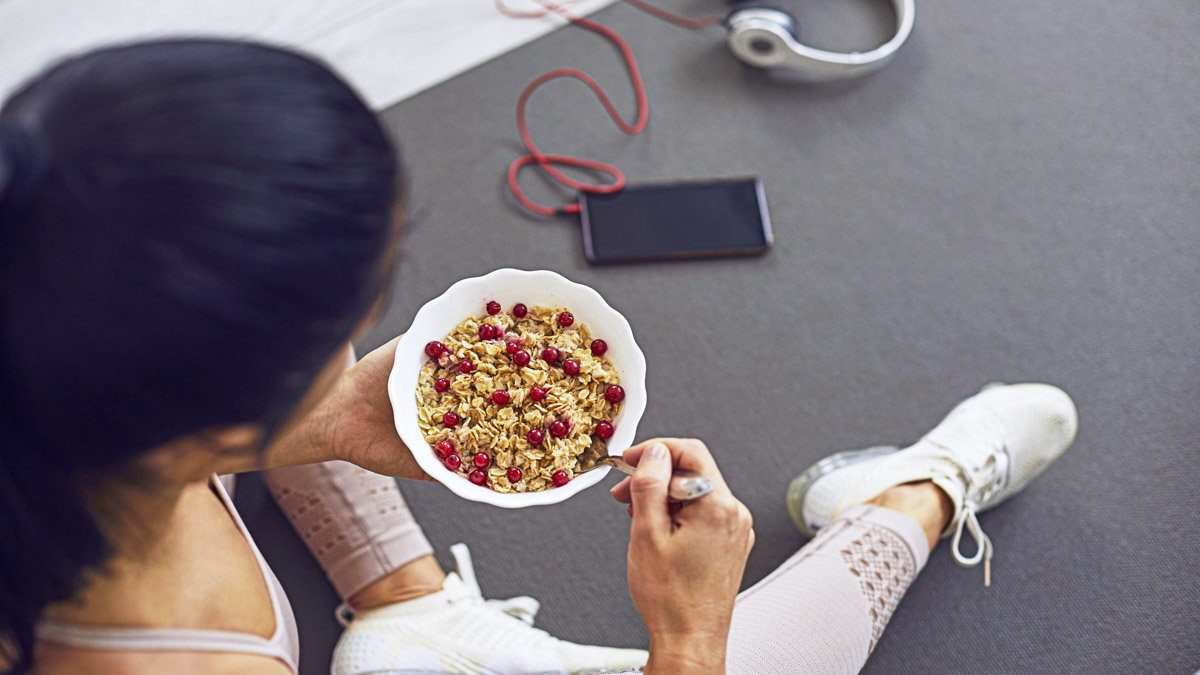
644 443 668 462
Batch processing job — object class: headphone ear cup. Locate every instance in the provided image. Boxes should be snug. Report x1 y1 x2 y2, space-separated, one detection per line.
728 0 913 79
725 3 798 40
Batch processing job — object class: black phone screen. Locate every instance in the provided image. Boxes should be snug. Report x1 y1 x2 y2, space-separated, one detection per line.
579 177 773 263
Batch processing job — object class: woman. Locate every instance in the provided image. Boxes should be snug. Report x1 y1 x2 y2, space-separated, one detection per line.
0 39 1078 675
0 39 644 674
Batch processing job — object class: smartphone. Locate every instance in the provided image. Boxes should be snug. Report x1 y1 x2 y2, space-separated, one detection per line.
579 177 773 264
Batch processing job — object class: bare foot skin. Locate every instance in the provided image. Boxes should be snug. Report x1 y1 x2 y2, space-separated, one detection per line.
865 481 953 552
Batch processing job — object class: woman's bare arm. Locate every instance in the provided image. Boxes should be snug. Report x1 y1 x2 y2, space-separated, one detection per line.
214 337 432 481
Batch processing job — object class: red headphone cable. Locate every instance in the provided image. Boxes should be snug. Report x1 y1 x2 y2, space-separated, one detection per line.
496 0 725 216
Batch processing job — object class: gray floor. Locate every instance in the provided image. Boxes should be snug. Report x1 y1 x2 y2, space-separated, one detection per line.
237 1 1200 673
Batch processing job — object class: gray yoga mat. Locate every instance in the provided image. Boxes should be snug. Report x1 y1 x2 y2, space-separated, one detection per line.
239 1 1200 673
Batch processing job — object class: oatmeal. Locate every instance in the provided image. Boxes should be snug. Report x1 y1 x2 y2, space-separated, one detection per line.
415 303 626 492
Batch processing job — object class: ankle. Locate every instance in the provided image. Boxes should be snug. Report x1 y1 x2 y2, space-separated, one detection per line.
865 481 954 552
349 555 447 611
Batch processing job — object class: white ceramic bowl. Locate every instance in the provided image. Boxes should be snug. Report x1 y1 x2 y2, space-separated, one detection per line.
388 269 647 508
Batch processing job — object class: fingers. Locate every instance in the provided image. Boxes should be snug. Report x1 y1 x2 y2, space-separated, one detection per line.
613 437 731 505
610 476 632 504
623 438 731 496
628 442 673 541
684 487 751 533
625 502 684 519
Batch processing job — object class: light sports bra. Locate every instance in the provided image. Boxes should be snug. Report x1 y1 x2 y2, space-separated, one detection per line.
36 475 301 673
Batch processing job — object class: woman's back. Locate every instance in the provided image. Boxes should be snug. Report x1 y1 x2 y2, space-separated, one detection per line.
34 479 296 674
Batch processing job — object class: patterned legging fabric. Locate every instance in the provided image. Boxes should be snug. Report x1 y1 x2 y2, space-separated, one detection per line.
262 461 434 600
723 504 929 674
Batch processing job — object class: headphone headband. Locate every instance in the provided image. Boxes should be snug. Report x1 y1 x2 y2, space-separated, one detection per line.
726 1 915 80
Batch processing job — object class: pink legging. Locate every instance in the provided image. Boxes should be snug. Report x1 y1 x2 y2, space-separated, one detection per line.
262 459 929 675
262 461 434 600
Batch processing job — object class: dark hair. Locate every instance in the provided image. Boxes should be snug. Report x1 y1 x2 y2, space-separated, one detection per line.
0 40 399 672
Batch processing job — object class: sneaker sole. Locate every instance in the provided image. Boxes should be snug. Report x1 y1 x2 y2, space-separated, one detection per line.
786 445 901 537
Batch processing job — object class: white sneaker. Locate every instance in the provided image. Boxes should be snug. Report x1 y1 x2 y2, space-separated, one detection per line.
331 544 648 675
786 383 1078 585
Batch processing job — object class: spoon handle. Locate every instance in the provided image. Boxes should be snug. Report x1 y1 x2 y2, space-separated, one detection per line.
599 456 715 502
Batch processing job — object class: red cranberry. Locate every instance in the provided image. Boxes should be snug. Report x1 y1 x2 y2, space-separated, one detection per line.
486 300 501 315
557 311 574 327
563 359 580 376
473 452 490 469
590 339 608 356
425 341 446 358
491 390 510 406
479 324 497 340
605 385 625 404
507 467 523 484
505 342 518 354
445 454 461 470
443 411 460 427
435 440 455 457
469 469 487 485
541 347 560 363
552 470 570 487
513 349 531 367
550 419 570 438
595 422 614 440
504 333 522 344
513 303 528 318
434 378 450 393
459 361 474 374
527 429 544 445
529 386 548 402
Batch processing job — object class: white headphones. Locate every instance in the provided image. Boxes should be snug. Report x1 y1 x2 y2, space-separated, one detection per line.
725 0 915 80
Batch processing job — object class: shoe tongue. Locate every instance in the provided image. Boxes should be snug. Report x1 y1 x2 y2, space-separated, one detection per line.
928 473 966 538
924 407 1006 465
442 571 485 602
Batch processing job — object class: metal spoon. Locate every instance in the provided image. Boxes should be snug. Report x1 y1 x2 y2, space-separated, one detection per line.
586 455 715 502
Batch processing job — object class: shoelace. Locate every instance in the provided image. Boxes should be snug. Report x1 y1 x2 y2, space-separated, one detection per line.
925 410 1010 588
950 502 994 587
335 543 542 627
